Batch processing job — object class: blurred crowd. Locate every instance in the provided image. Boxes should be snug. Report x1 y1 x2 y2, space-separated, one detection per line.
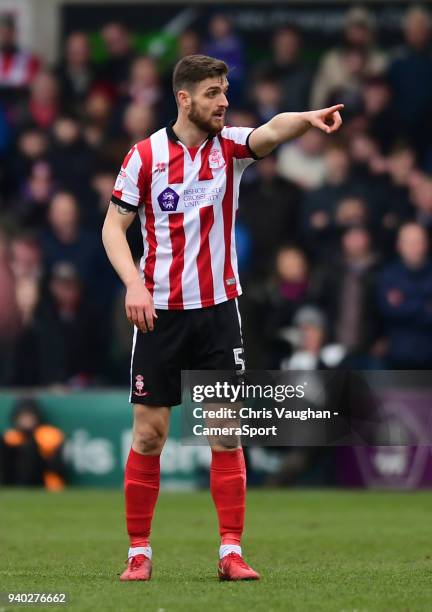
1 6 432 387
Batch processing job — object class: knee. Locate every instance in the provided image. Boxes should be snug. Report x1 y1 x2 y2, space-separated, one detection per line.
133 424 165 454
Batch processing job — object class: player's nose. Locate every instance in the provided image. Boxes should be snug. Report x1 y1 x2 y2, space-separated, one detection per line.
220 94 229 108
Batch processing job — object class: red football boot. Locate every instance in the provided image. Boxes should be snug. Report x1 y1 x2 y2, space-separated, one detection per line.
120 554 152 581
218 553 260 581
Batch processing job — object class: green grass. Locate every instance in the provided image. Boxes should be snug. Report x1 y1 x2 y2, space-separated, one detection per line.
1 489 432 611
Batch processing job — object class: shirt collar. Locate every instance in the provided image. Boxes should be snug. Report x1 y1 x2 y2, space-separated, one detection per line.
166 120 213 145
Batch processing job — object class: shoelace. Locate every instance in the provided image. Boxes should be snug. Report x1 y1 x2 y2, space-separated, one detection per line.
223 552 250 570
128 554 146 570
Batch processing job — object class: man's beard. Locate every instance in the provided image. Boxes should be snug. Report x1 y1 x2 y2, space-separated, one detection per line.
187 100 223 136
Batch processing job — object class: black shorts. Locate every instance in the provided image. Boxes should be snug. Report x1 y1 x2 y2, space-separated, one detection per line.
129 298 245 406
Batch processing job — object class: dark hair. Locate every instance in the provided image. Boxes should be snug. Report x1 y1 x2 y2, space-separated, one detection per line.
172 54 228 96
11 397 43 426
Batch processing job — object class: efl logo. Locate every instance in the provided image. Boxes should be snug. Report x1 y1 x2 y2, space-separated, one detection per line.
114 169 126 191
157 187 179 211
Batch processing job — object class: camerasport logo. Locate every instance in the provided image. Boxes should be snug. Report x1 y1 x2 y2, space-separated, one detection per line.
208 148 225 169
134 375 149 397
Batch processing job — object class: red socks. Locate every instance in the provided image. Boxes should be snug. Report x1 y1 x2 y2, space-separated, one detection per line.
124 448 160 547
125 448 245 548
210 448 246 545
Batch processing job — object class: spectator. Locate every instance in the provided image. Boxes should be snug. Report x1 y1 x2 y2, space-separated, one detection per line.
361 77 398 153
9 125 49 194
0 397 66 489
349 130 380 171
10 233 42 283
311 6 387 110
9 262 106 386
302 143 365 253
40 191 102 295
82 85 114 150
277 129 327 190
162 30 202 120
377 223 432 368
239 155 300 279
6 236 42 385
109 56 163 143
9 233 41 317
312 225 380 361
251 71 283 123
128 56 162 108
13 160 54 229
90 166 117 222
7 276 40 386
49 114 95 204
123 102 155 142
0 14 40 101
14 70 60 130
373 145 416 245
281 305 346 370
387 6 432 153
177 30 201 59
203 14 245 103
334 195 369 229
252 246 311 367
100 22 136 95
56 31 97 111
255 26 314 112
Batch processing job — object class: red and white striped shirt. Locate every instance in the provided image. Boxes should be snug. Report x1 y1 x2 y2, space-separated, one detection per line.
0 49 40 87
112 123 258 310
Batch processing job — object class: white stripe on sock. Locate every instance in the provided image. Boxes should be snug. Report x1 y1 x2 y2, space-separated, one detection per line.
128 546 152 560
219 544 242 559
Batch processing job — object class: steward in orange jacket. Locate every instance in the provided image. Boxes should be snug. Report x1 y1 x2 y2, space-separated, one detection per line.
0 398 66 490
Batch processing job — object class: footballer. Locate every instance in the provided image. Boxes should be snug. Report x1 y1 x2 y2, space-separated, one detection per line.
102 54 343 581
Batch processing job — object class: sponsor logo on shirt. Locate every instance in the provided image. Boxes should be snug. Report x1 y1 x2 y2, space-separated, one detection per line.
184 186 222 208
157 187 180 211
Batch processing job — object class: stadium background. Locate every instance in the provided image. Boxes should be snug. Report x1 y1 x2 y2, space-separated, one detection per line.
1 0 432 491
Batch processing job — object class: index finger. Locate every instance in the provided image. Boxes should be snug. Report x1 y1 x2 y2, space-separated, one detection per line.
325 104 345 114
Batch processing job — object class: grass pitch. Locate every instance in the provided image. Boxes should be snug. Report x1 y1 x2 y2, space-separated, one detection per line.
1 489 432 611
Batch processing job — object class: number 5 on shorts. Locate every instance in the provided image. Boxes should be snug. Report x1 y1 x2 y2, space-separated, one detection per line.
233 347 245 374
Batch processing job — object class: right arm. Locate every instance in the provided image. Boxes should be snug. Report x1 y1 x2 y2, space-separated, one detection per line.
102 201 157 332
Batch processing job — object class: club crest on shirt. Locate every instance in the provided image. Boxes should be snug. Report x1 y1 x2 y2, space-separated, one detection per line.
134 374 149 397
208 148 225 169
157 187 179 211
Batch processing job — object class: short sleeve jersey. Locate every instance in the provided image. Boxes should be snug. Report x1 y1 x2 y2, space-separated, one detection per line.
112 123 258 310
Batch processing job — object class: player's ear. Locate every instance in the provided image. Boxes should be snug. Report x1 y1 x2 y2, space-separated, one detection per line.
177 89 191 110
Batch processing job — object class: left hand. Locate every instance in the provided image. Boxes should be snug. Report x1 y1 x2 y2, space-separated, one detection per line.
308 104 344 134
